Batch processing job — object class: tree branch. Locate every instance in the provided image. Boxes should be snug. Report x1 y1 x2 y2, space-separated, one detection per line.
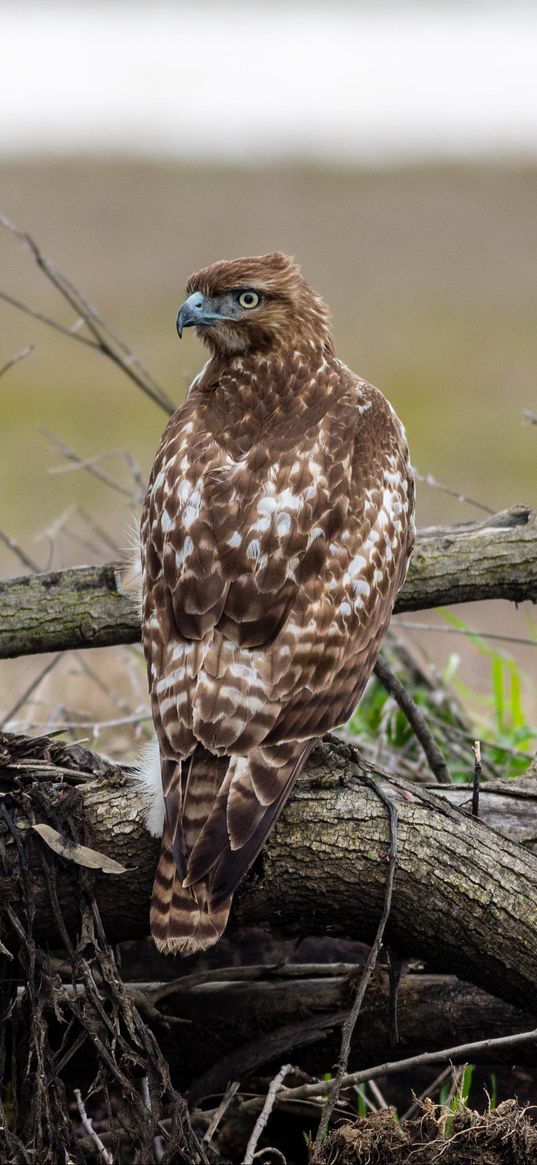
3 732 537 1018
1 506 535 659
152 965 537 1097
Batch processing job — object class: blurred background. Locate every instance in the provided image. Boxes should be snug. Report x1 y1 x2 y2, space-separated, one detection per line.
1 0 536 761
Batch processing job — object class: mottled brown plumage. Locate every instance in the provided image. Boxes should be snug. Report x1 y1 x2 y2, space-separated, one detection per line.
141 252 415 954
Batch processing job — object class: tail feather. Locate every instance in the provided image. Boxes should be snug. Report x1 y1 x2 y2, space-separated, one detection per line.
150 749 232 955
162 757 186 878
149 741 314 955
184 741 313 902
150 824 231 955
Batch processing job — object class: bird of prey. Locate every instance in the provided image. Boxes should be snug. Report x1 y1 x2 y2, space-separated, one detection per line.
140 252 414 955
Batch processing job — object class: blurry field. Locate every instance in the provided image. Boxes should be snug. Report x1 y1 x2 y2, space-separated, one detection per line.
1 158 536 746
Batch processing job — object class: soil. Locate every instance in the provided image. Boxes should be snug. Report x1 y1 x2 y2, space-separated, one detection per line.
312 1101 537 1165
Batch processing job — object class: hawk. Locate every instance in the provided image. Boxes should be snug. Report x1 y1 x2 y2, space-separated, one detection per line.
140 252 414 955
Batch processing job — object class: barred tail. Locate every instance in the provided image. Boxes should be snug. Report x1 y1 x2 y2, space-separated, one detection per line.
150 748 230 955
150 824 231 955
149 741 313 956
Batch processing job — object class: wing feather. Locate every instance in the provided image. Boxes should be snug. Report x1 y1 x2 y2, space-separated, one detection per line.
183 742 313 902
141 340 414 955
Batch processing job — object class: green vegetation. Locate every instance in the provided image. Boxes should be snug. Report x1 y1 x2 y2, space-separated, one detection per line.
347 619 537 782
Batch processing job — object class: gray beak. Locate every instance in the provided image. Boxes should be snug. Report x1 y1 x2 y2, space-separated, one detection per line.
176 291 207 338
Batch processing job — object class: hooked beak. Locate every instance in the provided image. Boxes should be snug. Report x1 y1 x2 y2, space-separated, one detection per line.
176 291 225 338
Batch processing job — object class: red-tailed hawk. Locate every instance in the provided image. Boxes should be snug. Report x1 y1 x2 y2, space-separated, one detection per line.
140 252 414 955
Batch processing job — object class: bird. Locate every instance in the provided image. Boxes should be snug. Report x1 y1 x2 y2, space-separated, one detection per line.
139 252 415 955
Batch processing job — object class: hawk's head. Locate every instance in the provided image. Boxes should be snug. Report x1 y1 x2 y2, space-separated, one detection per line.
176 252 332 356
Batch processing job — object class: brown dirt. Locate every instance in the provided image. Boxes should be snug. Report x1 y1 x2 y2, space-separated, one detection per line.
312 1100 537 1165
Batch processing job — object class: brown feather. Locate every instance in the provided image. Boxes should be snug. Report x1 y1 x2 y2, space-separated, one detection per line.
141 252 415 955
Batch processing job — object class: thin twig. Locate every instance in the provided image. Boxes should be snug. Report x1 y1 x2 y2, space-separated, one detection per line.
425 711 534 763
395 620 537 649
414 469 494 514
42 429 135 499
10 711 152 733
367 1078 388 1110
314 772 398 1143
34 504 77 549
49 448 144 506
0 653 61 730
352 1084 377 1114
402 1064 453 1120
0 289 98 347
74 1088 114 1164
442 1063 466 1112
74 653 136 718
472 741 482 819
275 1027 537 1104
0 214 176 413
202 1080 239 1146
122 450 147 494
374 655 451 783
0 528 40 572
77 508 122 555
0 344 34 379
243 1065 294 1165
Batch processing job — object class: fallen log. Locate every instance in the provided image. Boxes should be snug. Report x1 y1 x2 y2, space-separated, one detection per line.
2 732 537 1018
0 506 535 658
125 968 537 1095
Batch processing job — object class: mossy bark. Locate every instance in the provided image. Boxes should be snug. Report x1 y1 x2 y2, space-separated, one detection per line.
3 734 537 1015
1 506 535 658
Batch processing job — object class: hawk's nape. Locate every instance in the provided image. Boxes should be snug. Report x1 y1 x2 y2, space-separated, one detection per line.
140 252 415 955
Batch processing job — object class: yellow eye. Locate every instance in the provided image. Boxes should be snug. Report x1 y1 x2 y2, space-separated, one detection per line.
238 290 260 309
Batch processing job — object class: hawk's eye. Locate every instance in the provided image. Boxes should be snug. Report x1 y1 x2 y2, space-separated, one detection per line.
237 290 261 310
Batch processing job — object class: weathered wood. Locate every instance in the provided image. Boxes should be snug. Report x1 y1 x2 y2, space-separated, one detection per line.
0 563 136 658
161 970 535 1095
398 504 537 612
434 779 537 849
0 506 535 658
2 733 537 1016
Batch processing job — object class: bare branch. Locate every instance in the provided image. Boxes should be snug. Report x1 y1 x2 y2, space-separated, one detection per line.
243 1065 294 1165
402 1065 453 1121
2 507 535 661
396 620 537 649
77 509 122 556
414 468 495 514
277 1026 537 1105
0 344 34 379
315 776 398 1141
0 529 40 573
374 655 451 783
8 711 151 735
42 429 135 499
202 1081 239 1147
0 214 176 414
0 653 61 730
0 288 98 347
472 740 482 819
73 1089 114 1165
73 652 137 718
